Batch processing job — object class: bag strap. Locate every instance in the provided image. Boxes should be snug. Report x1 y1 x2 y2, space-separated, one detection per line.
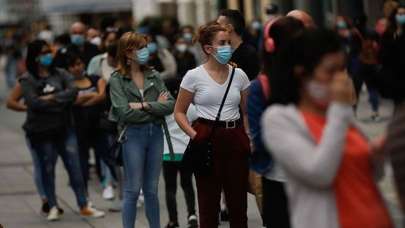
215 67 236 122
162 119 175 160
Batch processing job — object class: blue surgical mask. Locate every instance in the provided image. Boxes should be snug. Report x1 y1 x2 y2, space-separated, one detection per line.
71 34 85 46
396 14 405 25
337 21 347 29
38 53 53 67
135 47 150 65
212 45 232 65
183 33 193 42
251 21 261 30
147 42 158 54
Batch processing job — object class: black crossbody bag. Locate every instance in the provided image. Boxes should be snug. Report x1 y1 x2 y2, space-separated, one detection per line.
181 67 235 175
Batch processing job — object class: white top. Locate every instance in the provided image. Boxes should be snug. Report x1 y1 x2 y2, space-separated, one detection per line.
139 89 144 98
101 54 115 82
180 65 250 121
163 104 198 155
261 103 354 228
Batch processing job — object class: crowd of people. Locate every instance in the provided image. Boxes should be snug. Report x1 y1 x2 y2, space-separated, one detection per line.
3 1 405 228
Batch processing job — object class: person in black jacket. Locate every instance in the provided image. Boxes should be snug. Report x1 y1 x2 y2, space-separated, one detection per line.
217 9 260 81
20 40 105 221
378 5 405 107
167 35 197 97
53 22 100 69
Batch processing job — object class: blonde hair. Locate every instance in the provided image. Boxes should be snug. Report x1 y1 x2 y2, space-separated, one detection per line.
117 32 149 76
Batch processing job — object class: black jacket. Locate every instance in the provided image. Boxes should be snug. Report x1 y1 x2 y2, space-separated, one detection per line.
378 32 405 104
231 42 260 81
19 68 78 139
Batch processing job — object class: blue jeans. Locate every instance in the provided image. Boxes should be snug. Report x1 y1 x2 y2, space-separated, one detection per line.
367 86 380 113
28 129 88 209
122 123 163 228
25 137 46 199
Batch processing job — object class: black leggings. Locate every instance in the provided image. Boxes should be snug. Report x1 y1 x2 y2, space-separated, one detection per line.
163 161 196 223
262 178 290 228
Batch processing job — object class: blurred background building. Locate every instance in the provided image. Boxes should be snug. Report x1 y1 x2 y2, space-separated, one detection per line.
0 0 396 36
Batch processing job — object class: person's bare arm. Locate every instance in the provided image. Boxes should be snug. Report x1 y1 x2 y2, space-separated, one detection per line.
6 82 27 112
74 92 98 105
82 79 107 106
174 88 196 139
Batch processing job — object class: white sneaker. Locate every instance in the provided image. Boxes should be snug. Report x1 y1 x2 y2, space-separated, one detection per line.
137 193 144 208
47 206 61 221
102 186 115 200
80 205 106 218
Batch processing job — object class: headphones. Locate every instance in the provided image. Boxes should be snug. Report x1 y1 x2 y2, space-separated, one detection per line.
263 17 280 53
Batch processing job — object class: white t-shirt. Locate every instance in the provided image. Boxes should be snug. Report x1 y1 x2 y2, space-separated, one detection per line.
180 65 250 121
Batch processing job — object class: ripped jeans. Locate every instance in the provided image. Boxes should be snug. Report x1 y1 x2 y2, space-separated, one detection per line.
28 128 88 209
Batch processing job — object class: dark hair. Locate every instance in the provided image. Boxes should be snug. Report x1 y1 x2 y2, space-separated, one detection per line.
65 51 82 69
385 5 405 37
102 31 117 43
269 29 343 105
197 22 228 54
107 43 118 58
262 16 304 74
181 25 194 32
219 9 246 36
54 33 71 46
26 40 54 78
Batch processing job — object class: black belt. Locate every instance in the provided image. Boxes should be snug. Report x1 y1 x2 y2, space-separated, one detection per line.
197 118 243 129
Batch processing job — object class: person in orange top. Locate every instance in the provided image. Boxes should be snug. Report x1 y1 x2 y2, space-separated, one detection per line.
261 28 392 228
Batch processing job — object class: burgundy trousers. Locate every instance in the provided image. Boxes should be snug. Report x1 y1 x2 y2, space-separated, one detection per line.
193 120 250 228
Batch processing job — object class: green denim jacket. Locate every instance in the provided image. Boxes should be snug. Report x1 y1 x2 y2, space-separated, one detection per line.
109 69 175 125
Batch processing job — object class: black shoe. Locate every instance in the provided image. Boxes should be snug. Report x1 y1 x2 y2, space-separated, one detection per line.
41 201 50 215
41 201 63 216
188 214 198 228
220 209 229 222
165 221 179 228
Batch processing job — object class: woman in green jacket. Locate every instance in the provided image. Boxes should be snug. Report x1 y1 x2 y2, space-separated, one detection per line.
109 32 174 228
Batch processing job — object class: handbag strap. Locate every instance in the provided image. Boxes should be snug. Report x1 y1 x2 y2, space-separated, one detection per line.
215 67 236 123
205 67 235 140
162 119 175 160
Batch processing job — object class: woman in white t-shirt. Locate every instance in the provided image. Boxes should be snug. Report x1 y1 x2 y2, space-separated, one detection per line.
174 22 251 228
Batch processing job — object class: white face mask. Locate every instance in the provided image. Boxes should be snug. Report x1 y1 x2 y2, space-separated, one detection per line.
306 80 331 107
176 44 187 53
90 37 102 46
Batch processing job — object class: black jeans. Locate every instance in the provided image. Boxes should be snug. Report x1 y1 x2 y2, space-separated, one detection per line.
262 178 290 228
163 161 196 223
353 63 380 113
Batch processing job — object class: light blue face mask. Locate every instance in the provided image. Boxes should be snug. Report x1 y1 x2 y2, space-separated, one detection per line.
38 53 53 67
337 21 347 29
212 45 232 65
396 14 405 25
135 47 150 65
183 33 193 42
147 42 158 54
71 34 85 46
